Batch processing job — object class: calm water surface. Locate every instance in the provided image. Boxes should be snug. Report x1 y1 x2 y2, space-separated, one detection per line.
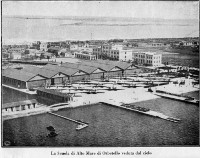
3 87 199 146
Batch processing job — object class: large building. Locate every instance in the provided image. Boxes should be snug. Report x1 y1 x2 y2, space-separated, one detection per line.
2 59 139 89
119 49 133 62
75 51 97 60
133 52 162 67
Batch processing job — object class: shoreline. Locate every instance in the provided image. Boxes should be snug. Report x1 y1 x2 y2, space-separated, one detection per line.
2 77 199 121
3 89 198 121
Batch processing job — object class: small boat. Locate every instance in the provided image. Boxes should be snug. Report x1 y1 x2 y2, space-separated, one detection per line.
46 126 55 131
76 124 88 131
48 131 58 137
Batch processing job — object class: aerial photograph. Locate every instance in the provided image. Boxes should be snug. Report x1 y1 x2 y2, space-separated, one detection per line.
1 1 199 147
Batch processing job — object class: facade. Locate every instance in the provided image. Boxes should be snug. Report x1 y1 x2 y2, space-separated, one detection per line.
92 46 102 59
111 44 123 50
133 52 162 67
102 44 111 56
75 51 96 60
119 49 133 62
40 42 48 51
70 44 79 50
151 43 165 47
37 88 72 103
2 69 47 89
109 49 119 60
2 99 39 113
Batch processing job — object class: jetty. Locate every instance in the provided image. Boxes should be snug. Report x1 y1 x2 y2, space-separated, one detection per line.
101 102 180 123
47 112 88 130
154 91 199 105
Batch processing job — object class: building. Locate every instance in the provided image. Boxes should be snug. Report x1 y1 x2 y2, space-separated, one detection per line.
70 44 79 50
92 46 102 59
62 62 105 80
43 64 89 82
111 44 123 50
2 99 39 113
75 51 97 60
22 65 67 86
150 43 165 47
37 88 72 103
2 68 47 89
119 49 133 62
40 42 48 51
133 52 162 67
109 49 119 60
102 44 112 56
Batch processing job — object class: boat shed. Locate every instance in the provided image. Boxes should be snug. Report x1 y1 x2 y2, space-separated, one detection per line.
80 60 124 78
2 68 47 89
43 64 89 82
22 65 67 86
61 62 106 80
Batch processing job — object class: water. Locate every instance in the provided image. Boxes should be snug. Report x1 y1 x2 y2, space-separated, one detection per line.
3 88 199 146
2 17 199 43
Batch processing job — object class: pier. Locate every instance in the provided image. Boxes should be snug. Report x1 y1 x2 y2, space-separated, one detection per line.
48 112 85 124
101 102 180 123
47 112 89 130
153 92 199 105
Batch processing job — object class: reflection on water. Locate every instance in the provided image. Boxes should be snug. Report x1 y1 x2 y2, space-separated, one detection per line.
3 90 199 146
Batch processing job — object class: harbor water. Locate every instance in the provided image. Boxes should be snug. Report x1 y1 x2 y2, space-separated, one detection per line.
2 87 199 146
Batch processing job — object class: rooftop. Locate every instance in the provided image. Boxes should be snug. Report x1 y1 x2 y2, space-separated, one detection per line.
3 99 38 109
2 68 45 82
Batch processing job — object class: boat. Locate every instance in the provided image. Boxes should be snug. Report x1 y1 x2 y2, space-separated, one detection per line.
47 131 58 137
120 104 150 112
46 126 55 131
76 124 88 131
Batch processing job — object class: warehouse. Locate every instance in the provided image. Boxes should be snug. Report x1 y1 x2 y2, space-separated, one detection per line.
43 64 89 82
80 60 124 78
62 62 106 80
2 68 47 89
22 65 68 86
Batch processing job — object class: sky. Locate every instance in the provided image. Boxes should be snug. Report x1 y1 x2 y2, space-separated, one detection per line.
2 1 199 20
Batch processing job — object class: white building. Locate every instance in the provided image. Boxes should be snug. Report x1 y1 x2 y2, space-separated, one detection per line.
119 49 133 62
40 42 48 51
75 51 96 60
111 44 123 50
70 44 79 50
133 52 162 67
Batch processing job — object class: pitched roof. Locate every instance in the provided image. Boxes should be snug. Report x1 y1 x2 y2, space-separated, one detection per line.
43 64 86 76
80 60 121 71
2 68 41 82
61 63 105 74
22 65 60 78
